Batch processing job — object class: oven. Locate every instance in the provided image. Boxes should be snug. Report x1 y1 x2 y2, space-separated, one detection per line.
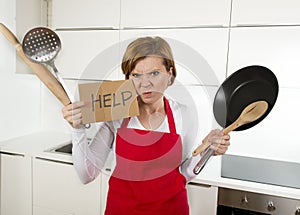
217 187 300 215
218 154 300 214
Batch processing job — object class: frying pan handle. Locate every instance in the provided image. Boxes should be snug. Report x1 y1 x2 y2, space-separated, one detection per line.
192 140 210 156
192 127 232 175
193 148 214 175
192 127 232 156
222 124 235 135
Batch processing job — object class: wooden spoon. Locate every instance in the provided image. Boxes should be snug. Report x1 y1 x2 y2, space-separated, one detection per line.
193 100 269 156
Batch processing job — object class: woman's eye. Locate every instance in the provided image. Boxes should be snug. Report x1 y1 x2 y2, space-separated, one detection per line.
149 71 159 76
131 73 141 78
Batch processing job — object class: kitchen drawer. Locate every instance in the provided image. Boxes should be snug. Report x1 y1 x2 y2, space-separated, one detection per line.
187 182 218 214
33 206 73 215
0 153 32 215
100 170 110 215
33 158 101 215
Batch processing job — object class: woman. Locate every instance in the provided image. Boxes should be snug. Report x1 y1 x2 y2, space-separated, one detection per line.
62 36 230 215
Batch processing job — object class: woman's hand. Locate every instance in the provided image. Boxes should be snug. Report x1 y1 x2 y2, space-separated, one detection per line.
62 101 86 129
203 129 230 156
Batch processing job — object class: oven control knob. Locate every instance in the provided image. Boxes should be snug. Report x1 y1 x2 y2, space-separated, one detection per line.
267 201 276 212
241 196 248 206
295 207 300 215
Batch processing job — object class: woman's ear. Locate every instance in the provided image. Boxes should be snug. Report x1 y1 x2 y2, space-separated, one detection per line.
168 67 173 76
168 67 173 85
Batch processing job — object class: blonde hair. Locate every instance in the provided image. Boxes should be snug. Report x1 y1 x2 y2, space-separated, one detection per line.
121 37 176 85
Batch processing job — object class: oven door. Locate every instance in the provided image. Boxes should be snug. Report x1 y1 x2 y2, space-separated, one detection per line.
217 187 300 215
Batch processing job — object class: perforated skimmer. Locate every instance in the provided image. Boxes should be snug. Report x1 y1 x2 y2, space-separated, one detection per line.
22 27 73 101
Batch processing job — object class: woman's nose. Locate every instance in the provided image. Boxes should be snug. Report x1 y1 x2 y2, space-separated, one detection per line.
140 75 151 87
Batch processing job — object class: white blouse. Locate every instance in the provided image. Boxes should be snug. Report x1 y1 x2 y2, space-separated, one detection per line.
71 97 205 184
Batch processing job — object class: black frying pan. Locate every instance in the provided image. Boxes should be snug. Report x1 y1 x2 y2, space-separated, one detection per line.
214 65 278 131
193 65 279 174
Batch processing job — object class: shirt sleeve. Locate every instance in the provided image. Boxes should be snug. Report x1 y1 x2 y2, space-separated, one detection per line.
180 153 202 181
72 121 115 184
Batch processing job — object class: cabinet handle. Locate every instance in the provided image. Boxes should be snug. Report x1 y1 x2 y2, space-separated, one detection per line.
122 25 225 30
0 151 24 157
35 157 73 165
188 182 212 188
55 27 118 31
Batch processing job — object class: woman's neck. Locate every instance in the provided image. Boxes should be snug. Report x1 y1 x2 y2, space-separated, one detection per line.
138 96 165 115
137 97 166 130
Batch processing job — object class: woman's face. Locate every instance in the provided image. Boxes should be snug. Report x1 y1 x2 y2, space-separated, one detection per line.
129 56 172 105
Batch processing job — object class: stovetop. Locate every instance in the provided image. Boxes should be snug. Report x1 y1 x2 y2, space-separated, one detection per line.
221 154 300 189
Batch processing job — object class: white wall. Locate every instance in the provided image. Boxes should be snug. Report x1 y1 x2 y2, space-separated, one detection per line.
0 0 41 141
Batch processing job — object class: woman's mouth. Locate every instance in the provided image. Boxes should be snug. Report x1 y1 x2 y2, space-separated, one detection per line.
142 91 152 96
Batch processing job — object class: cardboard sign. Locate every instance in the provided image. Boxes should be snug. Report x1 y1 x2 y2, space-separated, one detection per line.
78 80 139 124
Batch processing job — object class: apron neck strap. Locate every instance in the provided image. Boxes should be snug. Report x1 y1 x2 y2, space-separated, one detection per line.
164 97 177 133
121 97 177 134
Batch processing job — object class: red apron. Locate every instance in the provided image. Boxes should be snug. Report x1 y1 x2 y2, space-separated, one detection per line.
105 97 189 215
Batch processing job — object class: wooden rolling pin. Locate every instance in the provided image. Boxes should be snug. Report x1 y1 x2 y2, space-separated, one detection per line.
0 23 71 106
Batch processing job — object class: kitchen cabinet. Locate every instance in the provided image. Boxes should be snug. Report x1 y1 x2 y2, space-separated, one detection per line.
120 0 231 28
99 151 114 214
32 158 101 215
187 182 218 214
15 0 47 74
227 26 300 88
52 0 120 29
231 0 300 26
227 26 300 162
0 153 32 215
100 170 110 215
53 30 120 80
225 87 300 162
120 28 229 86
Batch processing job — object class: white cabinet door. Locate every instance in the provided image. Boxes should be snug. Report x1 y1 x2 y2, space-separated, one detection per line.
0 153 32 215
34 206 73 215
227 27 300 162
231 0 300 26
120 28 229 86
187 183 218 214
54 30 120 80
227 87 300 163
33 158 101 215
99 151 114 214
16 0 47 74
52 0 120 29
120 0 231 28
228 26 300 88
100 169 111 215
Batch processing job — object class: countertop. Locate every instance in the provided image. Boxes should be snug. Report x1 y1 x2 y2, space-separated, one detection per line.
1 131 300 200
0 130 72 163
